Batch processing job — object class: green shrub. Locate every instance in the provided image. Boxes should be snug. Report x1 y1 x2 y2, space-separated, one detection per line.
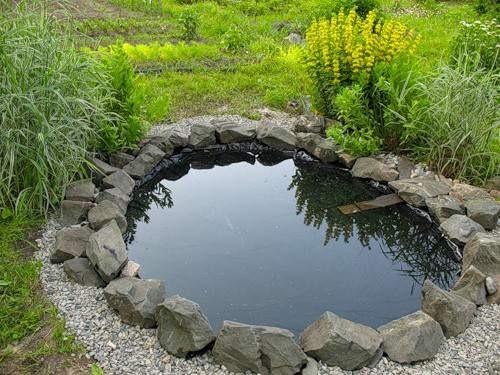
473 0 499 15
327 125 381 156
178 10 200 41
0 7 114 214
313 0 380 18
221 25 249 53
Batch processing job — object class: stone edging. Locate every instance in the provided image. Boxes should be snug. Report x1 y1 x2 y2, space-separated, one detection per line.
51 115 500 374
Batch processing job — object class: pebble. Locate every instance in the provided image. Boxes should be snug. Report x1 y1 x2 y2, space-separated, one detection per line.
37 220 500 374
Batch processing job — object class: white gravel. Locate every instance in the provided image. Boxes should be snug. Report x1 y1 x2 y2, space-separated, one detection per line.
37 220 500 375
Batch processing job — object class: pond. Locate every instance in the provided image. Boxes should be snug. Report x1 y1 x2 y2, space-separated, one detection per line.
125 150 459 334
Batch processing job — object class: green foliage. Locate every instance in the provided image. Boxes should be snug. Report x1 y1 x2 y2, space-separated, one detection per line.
313 0 380 18
178 10 200 41
473 0 499 15
221 25 249 53
99 43 146 151
91 364 106 375
0 6 114 214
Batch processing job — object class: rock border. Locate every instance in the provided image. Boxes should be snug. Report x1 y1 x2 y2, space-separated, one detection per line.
51 115 499 374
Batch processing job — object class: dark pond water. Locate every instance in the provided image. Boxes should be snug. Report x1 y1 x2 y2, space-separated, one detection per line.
126 150 459 334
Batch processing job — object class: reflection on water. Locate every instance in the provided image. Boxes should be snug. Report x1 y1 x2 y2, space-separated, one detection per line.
125 151 459 333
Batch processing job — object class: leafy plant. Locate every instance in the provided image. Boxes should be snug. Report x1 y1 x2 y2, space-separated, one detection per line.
221 25 249 53
327 125 381 156
473 0 499 15
178 10 200 41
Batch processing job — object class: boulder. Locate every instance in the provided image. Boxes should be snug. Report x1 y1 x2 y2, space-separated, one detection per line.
109 152 135 169
120 260 141 278
284 32 303 44
486 275 500 304
156 295 216 357
213 321 307 375
389 176 451 207
293 115 324 135
425 195 464 224
338 152 357 169
465 199 500 230
352 157 399 182
123 144 165 179
102 170 135 196
302 357 318 375
453 266 487 305
50 226 94 264
60 200 94 225
296 133 338 163
421 280 476 338
188 123 216 149
299 311 382 370
89 157 118 180
65 180 95 202
63 257 105 288
256 122 297 151
216 123 257 144
86 220 128 283
378 311 444 363
450 183 492 202
96 188 130 215
88 200 127 233
439 214 485 245
462 232 500 276
146 125 190 149
104 277 165 328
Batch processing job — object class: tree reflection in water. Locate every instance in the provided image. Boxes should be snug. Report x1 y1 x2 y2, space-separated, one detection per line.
289 162 459 289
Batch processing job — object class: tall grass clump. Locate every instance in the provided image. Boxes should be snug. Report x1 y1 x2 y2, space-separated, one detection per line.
405 56 499 185
0 6 114 215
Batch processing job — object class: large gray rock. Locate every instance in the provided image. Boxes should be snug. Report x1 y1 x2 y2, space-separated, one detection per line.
109 152 135 169
146 125 190 149
486 275 500 304
256 122 297 151
104 277 165 328
50 226 94 263
96 188 130 215
421 280 476 338
440 214 485 245
302 357 319 375
465 199 500 230
299 311 382 370
296 133 338 163
450 183 492 202
338 152 357 169
352 158 399 182
213 321 307 375
88 200 127 234
156 295 215 357
453 266 487 305
293 115 324 135
102 170 135 196
378 311 444 363
462 232 500 276
60 200 94 225
425 195 464 224
188 123 216 149
216 122 256 144
123 144 165 179
86 220 128 283
90 157 118 177
389 176 451 207
120 260 140 278
65 179 95 202
63 257 105 287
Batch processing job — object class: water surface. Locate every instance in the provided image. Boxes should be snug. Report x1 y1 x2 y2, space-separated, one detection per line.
126 151 458 334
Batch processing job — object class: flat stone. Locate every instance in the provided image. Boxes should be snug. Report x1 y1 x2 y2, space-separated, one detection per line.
465 199 500 230
216 122 256 144
86 220 128 283
338 152 357 169
102 170 135 196
299 311 382 370
421 280 476 338
89 157 118 178
256 121 297 151
104 277 165 328
96 188 130 215
450 183 492 202
440 214 485 245
462 232 500 276
188 123 216 149
60 200 94 225
378 310 444 363
63 257 105 287
88 200 127 234
50 226 94 263
213 321 306 375
352 157 399 182
146 124 190 149
123 144 165 179
109 152 135 169
120 260 141 278
293 115 324 135
453 266 487 305
425 195 464 224
389 176 451 207
296 133 338 163
156 295 216 358
65 179 95 202
486 275 500 304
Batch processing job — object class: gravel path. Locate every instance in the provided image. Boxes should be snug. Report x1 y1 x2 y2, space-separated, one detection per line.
37 221 500 375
